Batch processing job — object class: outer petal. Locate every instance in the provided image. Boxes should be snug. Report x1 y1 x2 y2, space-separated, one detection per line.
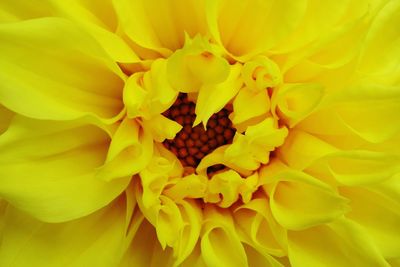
0 18 124 122
287 218 389 267
113 0 207 57
358 0 400 75
0 116 130 222
233 198 286 257
96 118 153 181
201 207 248 267
0 105 13 135
273 83 324 127
0 195 128 267
119 219 175 267
206 0 307 60
266 171 349 230
298 84 400 144
340 187 400 259
51 0 140 63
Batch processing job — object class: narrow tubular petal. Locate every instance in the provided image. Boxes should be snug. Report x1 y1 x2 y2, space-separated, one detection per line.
0 116 130 222
0 18 125 122
288 218 390 267
0 195 128 267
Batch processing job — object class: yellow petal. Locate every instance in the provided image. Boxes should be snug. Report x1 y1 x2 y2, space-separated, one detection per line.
194 63 242 126
167 35 230 94
244 244 286 267
96 117 153 181
124 58 178 119
113 0 207 57
119 219 175 267
206 0 307 59
288 218 389 267
329 84 400 143
268 170 349 230
225 118 288 171
340 187 400 258
234 198 286 257
0 18 125 122
0 105 13 135
50 0 140 63
320 150 400 186
273 83 324 127
164 174 208 200
201 206 248 267
231 87 270 126
0 195 128 267
270 0 365 54
196 146 253 177
277 130 338 171
0 0 54 22
0 116 130 222
242 56 282 91
171 200 203 267
142 114 182 142
358 0 400 75
156 196 184 249
206 170 258 208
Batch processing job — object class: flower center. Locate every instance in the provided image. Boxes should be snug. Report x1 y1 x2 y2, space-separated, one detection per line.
163 94 236 168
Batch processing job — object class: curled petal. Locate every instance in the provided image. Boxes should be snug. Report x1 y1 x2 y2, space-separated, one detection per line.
142 114 182 142
201 206 248 267
0 105 13 135
167 35 230 93
340 186 400 259
288 218 389 267
231 87 270 127
0 116 130 222
278 130 338 171
163 174 208 200
206 0 307 60
113 0 207 57
194 63 242 127
96 118 153 181
206 170 258 208
234 198 286 257
0 18 125 122
225 118 288 171
264 170 349 230
242 56 282 91
0 196 129 267
358 0 400 75
317 150 400 186
124 59 178 119
273 83 324 127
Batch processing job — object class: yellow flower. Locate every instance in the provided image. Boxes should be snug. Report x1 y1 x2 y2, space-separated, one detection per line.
0 0 399 267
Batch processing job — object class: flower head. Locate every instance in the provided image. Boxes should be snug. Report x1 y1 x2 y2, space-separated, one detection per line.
0 1 399 267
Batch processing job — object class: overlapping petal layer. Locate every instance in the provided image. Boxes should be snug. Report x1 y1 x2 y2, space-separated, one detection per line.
0 0 399 266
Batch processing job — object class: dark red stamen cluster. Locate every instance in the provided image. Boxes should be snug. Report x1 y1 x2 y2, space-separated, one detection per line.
163 94 235 169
